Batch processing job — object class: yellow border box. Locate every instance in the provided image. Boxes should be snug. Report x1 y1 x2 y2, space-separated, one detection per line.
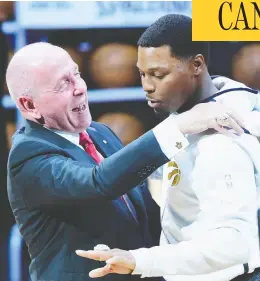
192 0 260 41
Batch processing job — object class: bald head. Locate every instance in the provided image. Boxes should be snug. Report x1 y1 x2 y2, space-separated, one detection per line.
6 42 90 132
6 42 68 101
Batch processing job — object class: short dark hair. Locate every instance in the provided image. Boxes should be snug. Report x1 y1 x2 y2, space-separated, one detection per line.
137 14 210 65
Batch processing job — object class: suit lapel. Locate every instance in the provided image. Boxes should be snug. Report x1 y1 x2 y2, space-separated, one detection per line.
65 145 97 164
127 187 148 227
87 125 147 227
87 126 115 158
87 124 147 212
24 121 96 164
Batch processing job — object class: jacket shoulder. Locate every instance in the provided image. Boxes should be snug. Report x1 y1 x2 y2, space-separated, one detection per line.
8 128 63 168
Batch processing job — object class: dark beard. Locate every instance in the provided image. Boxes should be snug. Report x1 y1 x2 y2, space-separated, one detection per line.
177 98 196 114
154 109 170 121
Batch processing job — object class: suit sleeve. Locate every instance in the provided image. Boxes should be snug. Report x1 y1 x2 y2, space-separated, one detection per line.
9 131 168 209
9 115 189 210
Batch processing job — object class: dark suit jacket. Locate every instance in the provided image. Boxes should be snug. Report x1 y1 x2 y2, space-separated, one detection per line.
7 120 168 281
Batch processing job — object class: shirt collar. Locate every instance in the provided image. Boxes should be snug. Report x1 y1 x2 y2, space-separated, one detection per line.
44 126 81 148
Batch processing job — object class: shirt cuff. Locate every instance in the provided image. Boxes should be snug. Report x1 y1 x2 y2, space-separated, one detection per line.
130 248 152 278
152 114 189 159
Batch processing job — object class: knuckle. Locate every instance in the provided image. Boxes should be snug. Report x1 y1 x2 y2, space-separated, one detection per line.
226 109 233 115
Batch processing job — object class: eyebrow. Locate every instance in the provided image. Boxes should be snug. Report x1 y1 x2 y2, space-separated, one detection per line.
136 65 169 72
58 65 78 80
53 71 69 90
56 65 80 87
73 64 79 71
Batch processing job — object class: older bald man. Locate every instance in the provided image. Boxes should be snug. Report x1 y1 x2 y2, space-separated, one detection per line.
6 42 244 281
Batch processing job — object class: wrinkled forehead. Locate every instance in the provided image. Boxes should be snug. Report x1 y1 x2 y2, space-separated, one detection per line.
34 48 77 84
40 48 75 74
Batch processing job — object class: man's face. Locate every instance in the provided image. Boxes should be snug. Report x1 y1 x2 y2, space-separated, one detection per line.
137 46 197 115
33 49 91 133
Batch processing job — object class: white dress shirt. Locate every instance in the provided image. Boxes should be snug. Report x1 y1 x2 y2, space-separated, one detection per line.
49 129 84 149
130 80 260 281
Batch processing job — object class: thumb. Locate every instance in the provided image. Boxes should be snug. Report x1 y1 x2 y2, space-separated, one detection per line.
107 256 134 269
107 256 126 265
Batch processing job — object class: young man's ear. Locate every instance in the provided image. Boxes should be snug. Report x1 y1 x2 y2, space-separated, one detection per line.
193 54 205 76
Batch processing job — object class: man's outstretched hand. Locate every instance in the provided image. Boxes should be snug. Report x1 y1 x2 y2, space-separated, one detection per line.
76 249 136 278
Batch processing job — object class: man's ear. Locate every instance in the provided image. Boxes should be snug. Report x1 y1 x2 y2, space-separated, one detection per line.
192 54 205 76
17 95 42 119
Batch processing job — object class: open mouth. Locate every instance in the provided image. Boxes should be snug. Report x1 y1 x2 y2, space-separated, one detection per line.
147 100 162 108
72 102 87 113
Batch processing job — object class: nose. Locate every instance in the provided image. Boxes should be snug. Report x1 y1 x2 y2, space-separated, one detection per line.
141 76 155 95
74 78 87 96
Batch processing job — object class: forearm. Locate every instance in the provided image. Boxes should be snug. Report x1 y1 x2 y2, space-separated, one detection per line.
95 131 168 197
95 115 189 197
12 115 189 207
14 128 183 208
130 227 250 277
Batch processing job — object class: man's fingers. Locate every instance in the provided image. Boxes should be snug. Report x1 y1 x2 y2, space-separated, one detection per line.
209 101 245 129
227 110 246 129
106 253 136 271
107 256 130 267
76 250 112 261
212 112 244 136
213 123 238 138
89 264 112 278
224 116 244 135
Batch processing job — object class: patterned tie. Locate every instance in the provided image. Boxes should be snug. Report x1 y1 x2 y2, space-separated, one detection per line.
79 132 138 223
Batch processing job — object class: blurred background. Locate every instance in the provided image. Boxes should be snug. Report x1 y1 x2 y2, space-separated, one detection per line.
0 1 260 280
